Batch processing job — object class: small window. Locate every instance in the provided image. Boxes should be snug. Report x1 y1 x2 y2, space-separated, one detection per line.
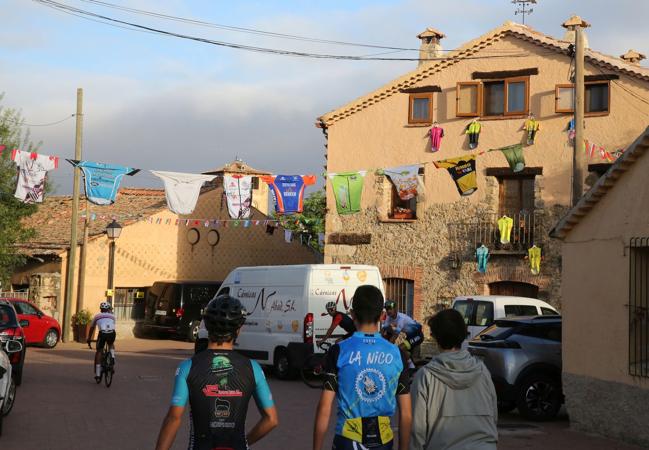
453 300 494 326
457 77 529 118
408 93 433 124
184 285 220 307
456 82 481 117
518 324 561 342
554 82 610 115
483 81 505 116
505 78 528 115
15 302 39 315
388 182 417 220
504 304 539 317
252 177 259 190
217 287 230 297
541 307 558 316
384 278 415 316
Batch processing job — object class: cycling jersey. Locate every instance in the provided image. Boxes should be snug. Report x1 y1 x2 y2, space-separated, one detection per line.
382 312 416 334
262 174 316 214
332 312 356 336
170 349 274 450
324 332 409 448
91 312 116 333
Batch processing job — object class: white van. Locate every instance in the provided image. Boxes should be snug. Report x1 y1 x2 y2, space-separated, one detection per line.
215 264 384 378
452 295 559 343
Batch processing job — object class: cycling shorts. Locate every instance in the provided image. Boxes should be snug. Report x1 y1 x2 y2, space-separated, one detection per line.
333 435 393 450
96 331 116 351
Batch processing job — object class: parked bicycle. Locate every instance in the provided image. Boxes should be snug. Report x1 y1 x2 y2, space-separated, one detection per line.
88 340 115 388
300 342 331 389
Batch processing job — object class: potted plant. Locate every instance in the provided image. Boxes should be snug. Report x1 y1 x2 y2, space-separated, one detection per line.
72 309 93 343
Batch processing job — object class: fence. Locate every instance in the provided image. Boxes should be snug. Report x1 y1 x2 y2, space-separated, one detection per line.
0 291 29 300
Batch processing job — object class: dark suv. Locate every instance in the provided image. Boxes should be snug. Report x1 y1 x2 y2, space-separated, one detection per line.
140 281 221 341
467 315 562 421
0 300 26 385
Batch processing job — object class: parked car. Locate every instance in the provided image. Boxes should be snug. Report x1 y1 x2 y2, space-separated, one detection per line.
452 295 559 343
141 281 222 342
0 338 23 436
0 300 26 386
467 315 563 420
4 298 60 348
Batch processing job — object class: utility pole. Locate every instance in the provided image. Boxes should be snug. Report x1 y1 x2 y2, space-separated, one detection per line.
62 88 83 342
563 16 590 206
76 199 90 314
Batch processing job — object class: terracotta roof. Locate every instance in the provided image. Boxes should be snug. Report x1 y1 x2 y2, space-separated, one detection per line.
550 126 649 240
317 21 649 127
203 160 271 176
17 188 167 256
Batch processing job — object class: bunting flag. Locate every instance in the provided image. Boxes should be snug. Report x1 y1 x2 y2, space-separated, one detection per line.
67 160 139 206
224 174 253 219
327 171 367 215
11 149 59 203
384 165 424 200
434 155 478 197
150 171 216 215
583 139 618 162
493 144 525 173
262 174 317 214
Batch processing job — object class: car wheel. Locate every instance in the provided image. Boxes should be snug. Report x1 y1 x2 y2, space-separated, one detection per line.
516 373 562 421
1 377 16 417
187 321 200 343
273 348 296 380
43 329 59 349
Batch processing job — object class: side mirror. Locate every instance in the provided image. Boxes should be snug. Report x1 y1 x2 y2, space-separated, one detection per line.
5 340 23 354
19 319 29 328
37 311 43 318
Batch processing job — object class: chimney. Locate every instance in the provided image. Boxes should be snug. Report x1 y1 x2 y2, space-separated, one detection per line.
621 49 646 65
417 28 445 67
561 15 590 48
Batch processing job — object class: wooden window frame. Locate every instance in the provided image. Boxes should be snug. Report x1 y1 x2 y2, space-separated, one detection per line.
456 81 481 117
554 81 611 116
408 93 433 124
504 76 530 116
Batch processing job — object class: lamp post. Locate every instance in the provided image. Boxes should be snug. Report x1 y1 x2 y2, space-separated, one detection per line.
106 220 122 304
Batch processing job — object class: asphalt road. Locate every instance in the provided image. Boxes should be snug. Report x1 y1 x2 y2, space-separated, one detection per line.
1 338 643 450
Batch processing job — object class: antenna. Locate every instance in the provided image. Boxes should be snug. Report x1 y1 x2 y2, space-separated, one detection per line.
512 0 537 25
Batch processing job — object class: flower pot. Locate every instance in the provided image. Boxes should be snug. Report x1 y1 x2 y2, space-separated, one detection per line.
75 324 91 343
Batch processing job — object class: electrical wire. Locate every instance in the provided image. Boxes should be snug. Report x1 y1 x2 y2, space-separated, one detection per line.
33 0 537 61
2 114 75 127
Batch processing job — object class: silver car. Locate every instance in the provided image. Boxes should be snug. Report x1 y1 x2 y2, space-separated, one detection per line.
467 315 563 420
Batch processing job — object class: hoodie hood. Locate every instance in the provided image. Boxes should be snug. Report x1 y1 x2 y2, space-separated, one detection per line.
424 350 485 389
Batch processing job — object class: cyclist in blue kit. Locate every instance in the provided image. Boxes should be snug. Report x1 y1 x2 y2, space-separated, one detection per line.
155 295 278 450
313 285 412 450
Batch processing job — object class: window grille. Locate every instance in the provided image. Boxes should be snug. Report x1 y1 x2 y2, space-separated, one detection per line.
630 238 649 377
384 278 414 317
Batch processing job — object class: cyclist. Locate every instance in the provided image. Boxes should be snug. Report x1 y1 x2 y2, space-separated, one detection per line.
382 300 424 355
155 295 278 450
317 301 356 347
313 285 412 450
87 301 116 382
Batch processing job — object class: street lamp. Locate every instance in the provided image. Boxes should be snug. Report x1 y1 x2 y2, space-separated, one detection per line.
106 220 122 300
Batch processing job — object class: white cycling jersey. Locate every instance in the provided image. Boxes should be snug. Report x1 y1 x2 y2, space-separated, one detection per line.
91 312 116 333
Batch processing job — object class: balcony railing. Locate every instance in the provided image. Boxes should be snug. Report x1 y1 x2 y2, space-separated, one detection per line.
448 210 544 258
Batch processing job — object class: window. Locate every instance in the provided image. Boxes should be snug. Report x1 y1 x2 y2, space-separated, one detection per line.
252 177 259 190
517 323 562 342
541 307 558 316
504 304 540 317
408 93 433 124
498 176 535 215
456 77 529 117
555 82 610 115
185 285 221 306
384 278 414 316
453 300 494 327
629 239 649 377
15 301 39 315
388 183 417 220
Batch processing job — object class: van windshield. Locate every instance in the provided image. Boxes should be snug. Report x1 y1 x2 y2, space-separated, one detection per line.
453 300 494 327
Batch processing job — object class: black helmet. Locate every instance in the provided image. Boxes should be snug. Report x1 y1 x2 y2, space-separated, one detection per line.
384 300 397 310
203 295 247 337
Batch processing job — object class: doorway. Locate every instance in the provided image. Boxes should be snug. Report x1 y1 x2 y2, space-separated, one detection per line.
489 281 538 298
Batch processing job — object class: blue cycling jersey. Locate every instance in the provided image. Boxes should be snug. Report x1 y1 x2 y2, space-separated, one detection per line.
69 160 139 205
324 332 409 447
383 312 417 334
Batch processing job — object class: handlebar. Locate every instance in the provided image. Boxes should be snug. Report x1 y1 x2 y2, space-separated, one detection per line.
318 341 332 351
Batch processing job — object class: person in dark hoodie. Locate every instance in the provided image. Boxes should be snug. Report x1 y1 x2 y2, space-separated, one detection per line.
409 309 498 450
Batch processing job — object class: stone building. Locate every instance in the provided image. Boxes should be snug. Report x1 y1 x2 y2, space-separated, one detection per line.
317 18 649 320
550 128 649 446
12 160 321 335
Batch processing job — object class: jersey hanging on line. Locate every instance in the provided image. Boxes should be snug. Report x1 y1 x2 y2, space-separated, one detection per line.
434 155 478 197
327 171 366 215
262 174 316 214
10 149 59 203
224 174 253 219
67 160 139 205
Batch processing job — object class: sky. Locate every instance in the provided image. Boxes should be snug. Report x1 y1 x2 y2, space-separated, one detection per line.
2 0 648 194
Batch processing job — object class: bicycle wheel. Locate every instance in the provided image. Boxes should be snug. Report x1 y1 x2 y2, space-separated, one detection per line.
301 354 325 389
103 354 114 388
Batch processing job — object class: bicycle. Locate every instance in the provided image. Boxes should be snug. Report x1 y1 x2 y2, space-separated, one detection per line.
87 340 115 388
301 342 331 389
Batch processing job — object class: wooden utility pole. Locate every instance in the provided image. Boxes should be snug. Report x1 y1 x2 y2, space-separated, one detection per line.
62 88 83 342
76 199 90 314
563 16 590 206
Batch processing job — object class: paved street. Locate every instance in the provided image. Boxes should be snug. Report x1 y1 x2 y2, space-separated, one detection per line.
1 339 643 450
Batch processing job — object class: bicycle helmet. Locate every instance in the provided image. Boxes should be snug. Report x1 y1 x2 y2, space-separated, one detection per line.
325 301 336 312
203 295 247 337
100 301 112 312
384 300 397 310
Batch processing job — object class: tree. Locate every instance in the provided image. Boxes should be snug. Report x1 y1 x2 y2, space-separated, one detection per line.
275 189 325 253
0 97 40 286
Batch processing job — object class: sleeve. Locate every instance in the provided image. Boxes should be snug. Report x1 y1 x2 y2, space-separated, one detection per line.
10 149 20 166
260 175 275 185
90 314 98 328
331 313 343 328
170 359 192 407
251 360 275 409
409 370 430 450
323 344 340 392
302 175 317 186
396 348 411 395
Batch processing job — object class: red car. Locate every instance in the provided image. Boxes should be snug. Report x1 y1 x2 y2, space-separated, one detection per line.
4 298 61 349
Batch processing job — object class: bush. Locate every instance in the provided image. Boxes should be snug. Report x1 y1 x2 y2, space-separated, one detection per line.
72 309 92 326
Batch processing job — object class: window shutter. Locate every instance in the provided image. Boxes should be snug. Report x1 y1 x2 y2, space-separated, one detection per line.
456 82 481 117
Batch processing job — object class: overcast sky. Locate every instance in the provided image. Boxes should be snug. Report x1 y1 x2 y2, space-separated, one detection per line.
2 0 648 194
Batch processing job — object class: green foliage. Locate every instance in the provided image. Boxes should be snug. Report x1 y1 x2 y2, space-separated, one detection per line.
275 189 325 253
0 95 40 285
72 309 92 325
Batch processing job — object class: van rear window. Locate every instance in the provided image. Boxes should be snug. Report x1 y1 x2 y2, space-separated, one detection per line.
453 300 494 327
185 285 220 306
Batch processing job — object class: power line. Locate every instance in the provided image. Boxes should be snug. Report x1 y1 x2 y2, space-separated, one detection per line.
34 0 537 61
3 114 75 127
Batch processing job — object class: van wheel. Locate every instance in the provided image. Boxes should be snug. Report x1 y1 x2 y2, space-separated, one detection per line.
187 321 201 343
273 348 296 380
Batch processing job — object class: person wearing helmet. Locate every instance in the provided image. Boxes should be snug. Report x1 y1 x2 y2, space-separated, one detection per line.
155 295 278 450
316 301 356 347
87 301 116 382
383 300 424 354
